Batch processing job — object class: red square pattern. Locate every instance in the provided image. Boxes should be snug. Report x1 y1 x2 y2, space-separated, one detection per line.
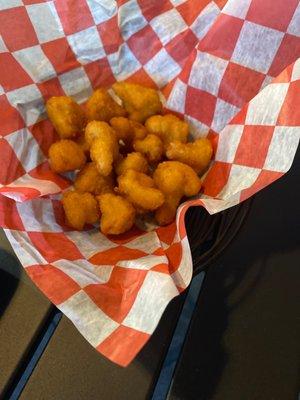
97 325 149 367
0 53 32 92
0 139 25 185
268 34 300 78
0 195 25 231
199 14 244 61
246 0 299 32
234 125 275 169
165 242 182 274
165 29 198 68
41 37 81 75
26 264 80 305
97 14 123 55
84 58 116 89
29 119 59 156
127 25 162 65
23 0 50 4
0 95 25 137
37 77 66 101
89 246 147 265
185 86 217 127
218 62 265 108
137 0 173 21
0 7 38 52
177 0 212 26
240 170 284 202
202 161 232 197
29 161 71 190
54 0 94 35
85 267 147 323
277 81 300 126
28 232 83 263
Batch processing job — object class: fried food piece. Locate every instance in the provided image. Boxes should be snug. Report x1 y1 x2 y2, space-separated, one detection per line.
98 193 135 235
133 134 164 163
110 117 148 146
62 190 99 230
75 133 90 155
46 96 86 139
145 114 189 147
118 170 164 212
85 121 119 176
74 162 114 195
49 140 86 173
166 138 213 174
115 152 148 176
86 89 126 122
112 82 162 123
153 161 202 225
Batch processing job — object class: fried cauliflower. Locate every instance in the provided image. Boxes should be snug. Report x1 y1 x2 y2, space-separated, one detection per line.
112 82 162 123
133 134 164 163
166 138 213 173
98 193 136 235
86 89 126 122
62 190 99 230
74 162 114 195
145 114 189 147
153 161 202 225
115 152 149 176
49 140 86 173
85 121 119 176
118 170 164 212
46 96 86 139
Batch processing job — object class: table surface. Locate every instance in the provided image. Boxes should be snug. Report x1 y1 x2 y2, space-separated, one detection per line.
0 149 299 400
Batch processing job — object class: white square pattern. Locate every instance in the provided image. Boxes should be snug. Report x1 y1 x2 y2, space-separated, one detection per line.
123 271 179 333
59 290 119 346
59 67 92 102
119 0 147 41
166 79 187 115
211 98 240 133
189 51 228 96
216 124 244 163
150 8 187 45
0 0 22 10
0 35 8 53
13 45 56 82
107 43 141 80
223 0 252 19
219 164 261 199
191 2 220 40
67 26 106 64
26 2 64 43
264 126 300 172
287 4 300 37
144 48 181 88
245 83 289 125
231 21 284 74
86 0 116 25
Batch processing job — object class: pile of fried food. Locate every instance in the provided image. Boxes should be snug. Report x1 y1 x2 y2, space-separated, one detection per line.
46 82 213 235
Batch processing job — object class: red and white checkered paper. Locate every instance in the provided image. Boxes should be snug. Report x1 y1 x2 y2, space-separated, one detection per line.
0 0 299 366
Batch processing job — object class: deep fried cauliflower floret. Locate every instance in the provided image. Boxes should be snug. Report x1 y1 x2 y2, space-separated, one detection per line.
133 134 164 163
145 114 189 147
49 140 86 173
98 193 136 235
166 138 213 174
115 152 148 176
118 170 164 212
112 82 162 123
85 121 119 176
74 162 114 195
153 161 202 225
62 190 99 230
86 89 126 122
110 117 148 145
46 96 86 139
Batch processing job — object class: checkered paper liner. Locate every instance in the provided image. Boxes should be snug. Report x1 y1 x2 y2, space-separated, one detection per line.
0 0 299 366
